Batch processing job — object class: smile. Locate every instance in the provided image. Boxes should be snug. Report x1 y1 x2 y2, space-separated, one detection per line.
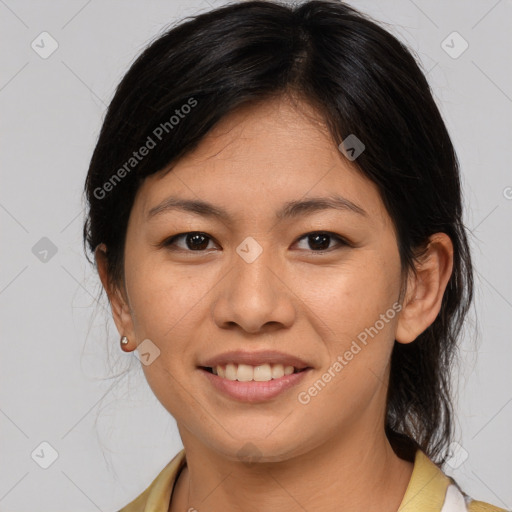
202 363 305 382
199 365 311 403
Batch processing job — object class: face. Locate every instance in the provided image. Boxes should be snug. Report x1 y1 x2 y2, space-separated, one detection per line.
111 95 406 462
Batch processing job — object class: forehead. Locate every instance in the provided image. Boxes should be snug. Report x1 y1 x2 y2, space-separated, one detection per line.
135 95 388 226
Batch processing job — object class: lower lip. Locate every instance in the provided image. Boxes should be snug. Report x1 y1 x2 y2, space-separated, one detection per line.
199 368 311 403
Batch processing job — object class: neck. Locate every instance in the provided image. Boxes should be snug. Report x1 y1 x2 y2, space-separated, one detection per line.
170 424 414 512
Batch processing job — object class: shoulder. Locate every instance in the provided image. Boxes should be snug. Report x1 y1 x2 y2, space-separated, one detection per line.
406 449 508 512
446 467 509 512
467 499 509 512
116 449 187 512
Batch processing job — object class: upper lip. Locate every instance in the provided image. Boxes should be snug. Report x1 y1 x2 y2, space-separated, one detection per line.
199 350 312 370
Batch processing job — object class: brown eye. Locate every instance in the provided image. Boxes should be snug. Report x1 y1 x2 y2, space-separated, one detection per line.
163 232 216 251
294 232 349 252
160 231 349 254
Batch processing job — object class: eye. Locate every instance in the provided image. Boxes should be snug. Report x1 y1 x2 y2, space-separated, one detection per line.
160 231 350 253
162 232 218 252
294 231 349 252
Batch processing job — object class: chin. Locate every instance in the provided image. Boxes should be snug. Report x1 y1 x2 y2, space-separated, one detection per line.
204 434 309 465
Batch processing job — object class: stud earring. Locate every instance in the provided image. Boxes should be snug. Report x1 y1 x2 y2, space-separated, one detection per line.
120 335 131 351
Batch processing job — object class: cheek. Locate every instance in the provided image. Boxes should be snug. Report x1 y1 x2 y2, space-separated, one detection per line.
298 288 399 427
124 258 205 344
301 254 401 403
300 253 400 336
124 261 207 415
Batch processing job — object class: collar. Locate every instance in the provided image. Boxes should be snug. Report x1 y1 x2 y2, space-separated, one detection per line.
398 449 453 511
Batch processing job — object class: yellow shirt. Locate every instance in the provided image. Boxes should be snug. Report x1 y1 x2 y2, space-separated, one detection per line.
117 449 507 512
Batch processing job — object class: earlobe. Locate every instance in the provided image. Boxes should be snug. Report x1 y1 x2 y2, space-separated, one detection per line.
395 233 454 344
94 243 136 346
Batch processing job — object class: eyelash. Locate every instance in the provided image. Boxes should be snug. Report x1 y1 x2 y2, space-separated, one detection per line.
160 231 351 254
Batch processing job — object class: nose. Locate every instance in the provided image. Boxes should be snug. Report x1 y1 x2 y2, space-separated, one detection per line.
211 240 296 334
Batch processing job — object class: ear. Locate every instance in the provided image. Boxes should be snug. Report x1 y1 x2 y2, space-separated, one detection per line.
395 233 454 344
95 243 136 348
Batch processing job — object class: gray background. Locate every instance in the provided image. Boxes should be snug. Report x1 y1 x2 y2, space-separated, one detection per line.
1 0 511 510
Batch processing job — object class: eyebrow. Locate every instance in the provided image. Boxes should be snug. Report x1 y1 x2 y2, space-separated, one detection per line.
146 194 367 222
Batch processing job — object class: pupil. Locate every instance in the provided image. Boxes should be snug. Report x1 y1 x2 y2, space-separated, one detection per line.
187 233 209 250
310 233 330 250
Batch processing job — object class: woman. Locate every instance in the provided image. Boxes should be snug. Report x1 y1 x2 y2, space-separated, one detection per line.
82 1 507 511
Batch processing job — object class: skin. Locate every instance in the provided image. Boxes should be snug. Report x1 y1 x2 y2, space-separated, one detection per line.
96 94 453 512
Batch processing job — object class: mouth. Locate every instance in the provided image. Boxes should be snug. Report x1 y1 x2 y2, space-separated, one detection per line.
200 363 308 382
198 362 312 403
197 350 313 402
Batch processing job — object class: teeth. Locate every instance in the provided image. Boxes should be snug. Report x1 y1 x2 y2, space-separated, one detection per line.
237 364 254 382
254 363 272 381
271 364 284 379
225 363 237 380
211 363 299 382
